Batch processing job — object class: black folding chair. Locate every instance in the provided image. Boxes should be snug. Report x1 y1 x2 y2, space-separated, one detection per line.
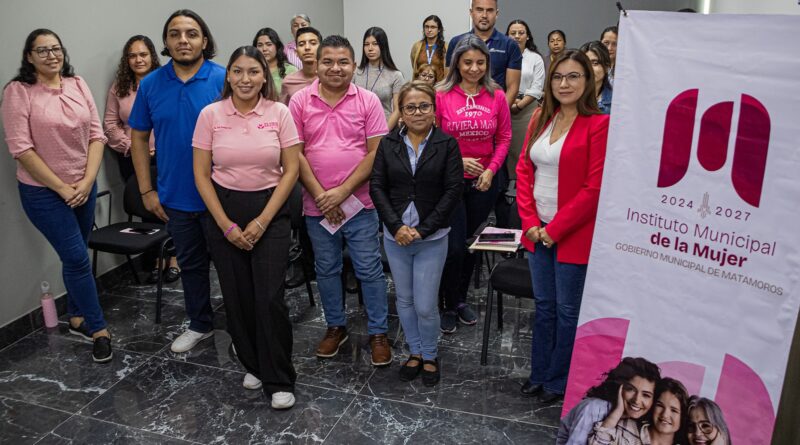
480 201 533 365
89 169 172 323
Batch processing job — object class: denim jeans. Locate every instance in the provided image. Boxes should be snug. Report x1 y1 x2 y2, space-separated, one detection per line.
306 209 387 335
440 175 500 311
385 236 447 360
18 182 107 334
527 237 588 394
164 207 214 333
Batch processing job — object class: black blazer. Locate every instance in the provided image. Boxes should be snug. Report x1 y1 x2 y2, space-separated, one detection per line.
370 126 463 239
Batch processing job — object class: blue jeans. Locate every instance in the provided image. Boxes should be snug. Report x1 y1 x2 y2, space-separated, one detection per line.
528 239 587 394
18 182 107 334
164 207 214 333
385 236 447 360
306 209 387 335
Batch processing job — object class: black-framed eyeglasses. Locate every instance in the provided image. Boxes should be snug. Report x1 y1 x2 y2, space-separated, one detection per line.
32 46 63 58
688 421 716 435
401 102 434 115
551 72 584 83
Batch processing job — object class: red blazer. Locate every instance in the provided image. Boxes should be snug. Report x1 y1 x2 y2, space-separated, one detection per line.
516 108 610 264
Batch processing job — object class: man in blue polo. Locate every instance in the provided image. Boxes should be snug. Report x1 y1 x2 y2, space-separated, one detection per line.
446 0 522 106
129 9 225 353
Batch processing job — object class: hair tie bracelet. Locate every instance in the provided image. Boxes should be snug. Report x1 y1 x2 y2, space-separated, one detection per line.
140 189 154 196
255 220 265 232
224 223 239 238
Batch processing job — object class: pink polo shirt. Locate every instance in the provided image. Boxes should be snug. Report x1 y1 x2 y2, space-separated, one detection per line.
103 83 155 155
1 76 107 187
289 80 388 216
279 71 316 105
193 97 300 191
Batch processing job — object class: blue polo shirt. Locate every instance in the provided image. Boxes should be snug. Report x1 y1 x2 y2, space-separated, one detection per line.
445 28 522 90
129 59 225 211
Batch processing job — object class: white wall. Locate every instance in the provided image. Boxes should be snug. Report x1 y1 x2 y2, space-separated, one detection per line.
343 0 469 80
0 0 344 328
710 0 800 14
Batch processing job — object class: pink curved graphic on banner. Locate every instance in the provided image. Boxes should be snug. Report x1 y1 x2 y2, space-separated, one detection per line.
563 318 629 415
657 361 706 395
697 101 733 172
715 354 775 445
658 89 698 188
732 94 770 207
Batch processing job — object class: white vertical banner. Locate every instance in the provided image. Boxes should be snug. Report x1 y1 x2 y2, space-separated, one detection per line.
563 11 800 444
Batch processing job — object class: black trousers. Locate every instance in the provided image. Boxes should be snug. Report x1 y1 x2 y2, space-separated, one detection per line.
205 182 296 395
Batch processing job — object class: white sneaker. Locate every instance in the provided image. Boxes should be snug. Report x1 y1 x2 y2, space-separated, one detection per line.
170 329 214 353
243 373 262 390
271 392 295 410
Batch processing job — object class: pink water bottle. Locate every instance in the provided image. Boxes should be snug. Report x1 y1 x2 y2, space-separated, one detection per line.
41 281 58 328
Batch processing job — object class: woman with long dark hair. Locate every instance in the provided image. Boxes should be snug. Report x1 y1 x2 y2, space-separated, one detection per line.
104 36 179 284
354 27 404 128
2 29 112 362
193 46 301 409
436 36 511 334
580 40 613 114
647 378 690 445
516 49 609 404
252 27 297 93
557 357 661 444
410 15 447 82
506 19 545 181
601 26 618 85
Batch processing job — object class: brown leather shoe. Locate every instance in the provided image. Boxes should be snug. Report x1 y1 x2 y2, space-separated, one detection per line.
369 333 392 366
316 326 348 358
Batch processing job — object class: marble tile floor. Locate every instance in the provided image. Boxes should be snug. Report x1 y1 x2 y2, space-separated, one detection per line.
0 259 559 444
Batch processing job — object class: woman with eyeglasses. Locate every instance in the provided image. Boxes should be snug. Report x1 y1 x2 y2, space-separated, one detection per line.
2 29 112 363
557 357 661 445
354 27 405 129
410 15 447 83
414 63 440 86
506 19 545 181
517 49 609 404
580 41 613 115
600 26 618 85
686 397 731 445
252 28 297 94
370 81 463 387
435 36 511 334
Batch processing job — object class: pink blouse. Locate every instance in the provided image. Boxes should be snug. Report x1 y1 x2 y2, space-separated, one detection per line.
1 76 107 186
103 83 155 155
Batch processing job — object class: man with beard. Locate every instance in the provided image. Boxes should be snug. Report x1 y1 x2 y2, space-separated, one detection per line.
288 35 391 366
445 0 521 106
129 9 225 353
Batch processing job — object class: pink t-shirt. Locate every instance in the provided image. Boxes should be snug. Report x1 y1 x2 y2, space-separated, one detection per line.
435 84 512 178
1 76 107 186
103 83 155 155
192 97 300 191
279 71 316 105
289 80 388 216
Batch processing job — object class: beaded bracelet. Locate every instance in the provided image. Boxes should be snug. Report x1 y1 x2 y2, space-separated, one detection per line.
224 223 239 238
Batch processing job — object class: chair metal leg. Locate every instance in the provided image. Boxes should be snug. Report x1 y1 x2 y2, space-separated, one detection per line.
356 279 364 306
473 253 482 289
497 291 504 330
301 258 315 307
155 239 170 324
126 255 141 284
92 250 98 278
481 280 494 366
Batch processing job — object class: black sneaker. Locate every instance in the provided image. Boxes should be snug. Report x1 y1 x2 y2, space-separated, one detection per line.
457 304 478 325
440 311 457 334
68 321 92 341
92 336 113 363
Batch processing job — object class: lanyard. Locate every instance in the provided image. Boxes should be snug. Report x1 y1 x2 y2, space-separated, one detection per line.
425 42 437 65
365 65 384 92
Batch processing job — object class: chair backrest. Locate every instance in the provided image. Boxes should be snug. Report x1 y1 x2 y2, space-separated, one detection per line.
507 200 522 230
123 166 160 222
287 182 304 230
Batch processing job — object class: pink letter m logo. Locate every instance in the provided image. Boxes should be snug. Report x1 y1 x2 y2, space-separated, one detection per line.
657 89 770 207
